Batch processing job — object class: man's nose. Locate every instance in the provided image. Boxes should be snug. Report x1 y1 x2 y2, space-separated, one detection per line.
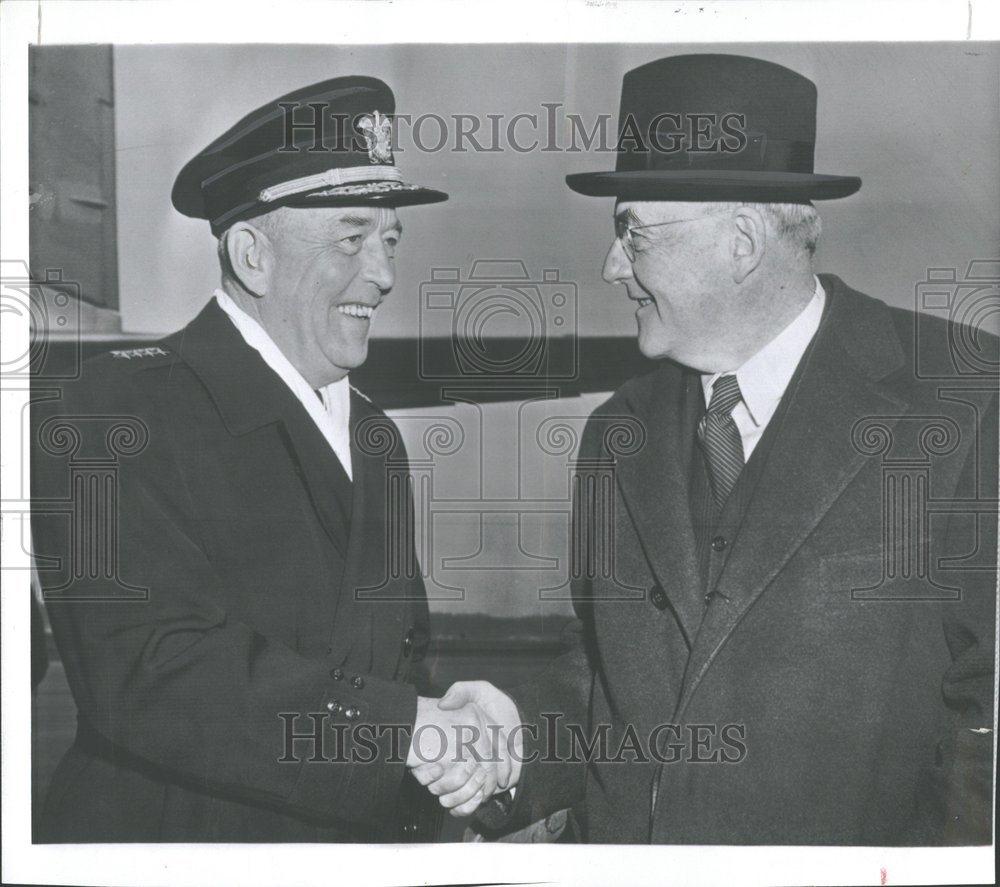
602 238 632 285
363 240 395 294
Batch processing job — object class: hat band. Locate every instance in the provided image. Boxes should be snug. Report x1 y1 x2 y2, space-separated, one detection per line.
259 165 402 203
620 136 814 175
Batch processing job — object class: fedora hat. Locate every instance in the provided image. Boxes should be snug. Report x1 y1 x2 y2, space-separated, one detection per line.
566 54 860 202
173 76 447 234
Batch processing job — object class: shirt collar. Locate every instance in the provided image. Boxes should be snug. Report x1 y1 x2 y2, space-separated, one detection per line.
702 276 826 426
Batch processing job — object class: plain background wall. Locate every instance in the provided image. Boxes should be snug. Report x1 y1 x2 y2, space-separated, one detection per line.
105 43 999 617
114 42 1000 335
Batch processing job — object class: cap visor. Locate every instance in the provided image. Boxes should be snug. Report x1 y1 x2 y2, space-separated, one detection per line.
289 181 448 209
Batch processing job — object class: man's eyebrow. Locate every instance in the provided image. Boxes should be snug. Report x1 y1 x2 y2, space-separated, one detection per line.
334 214 374 230
331 214 402 236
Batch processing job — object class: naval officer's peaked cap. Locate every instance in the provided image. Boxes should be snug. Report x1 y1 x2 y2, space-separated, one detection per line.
172 75 447 234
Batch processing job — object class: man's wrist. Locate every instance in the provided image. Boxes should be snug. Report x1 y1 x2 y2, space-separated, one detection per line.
407 696 435 768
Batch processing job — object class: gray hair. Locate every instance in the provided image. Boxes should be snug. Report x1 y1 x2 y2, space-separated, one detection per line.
216 230 236 283
716 202 822 257
216 209 283 283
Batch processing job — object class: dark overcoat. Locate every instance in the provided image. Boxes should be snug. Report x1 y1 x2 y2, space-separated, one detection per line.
496 275 996 845
32 299 434 842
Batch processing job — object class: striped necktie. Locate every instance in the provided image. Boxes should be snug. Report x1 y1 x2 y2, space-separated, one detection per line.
697 374 745 508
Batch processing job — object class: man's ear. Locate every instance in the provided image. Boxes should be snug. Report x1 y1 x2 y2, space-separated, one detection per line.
730 206 766 284
224 221 273 296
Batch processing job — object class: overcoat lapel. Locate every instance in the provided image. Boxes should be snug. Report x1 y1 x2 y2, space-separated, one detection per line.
614 363 705 644
673 278 912 718
176 300 409 668
275 402 353 557
323 392 391 667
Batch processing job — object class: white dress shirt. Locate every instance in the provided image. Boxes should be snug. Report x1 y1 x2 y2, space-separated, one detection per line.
701 277 826 461
214 289 353 480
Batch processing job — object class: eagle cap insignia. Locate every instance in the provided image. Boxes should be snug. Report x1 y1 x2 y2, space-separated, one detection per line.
357 111 394 164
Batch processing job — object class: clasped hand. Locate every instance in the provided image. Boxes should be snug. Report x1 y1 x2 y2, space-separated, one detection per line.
405 681 521 817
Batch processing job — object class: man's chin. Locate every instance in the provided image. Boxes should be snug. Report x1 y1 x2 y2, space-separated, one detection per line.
328 341 369 373
636 331 672 362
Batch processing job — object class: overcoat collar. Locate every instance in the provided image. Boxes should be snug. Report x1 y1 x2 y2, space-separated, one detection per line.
167 298 307 436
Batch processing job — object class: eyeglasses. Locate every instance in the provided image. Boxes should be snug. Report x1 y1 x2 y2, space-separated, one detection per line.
614 211 728 262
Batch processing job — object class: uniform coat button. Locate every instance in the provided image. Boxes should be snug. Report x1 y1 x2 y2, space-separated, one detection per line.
330 668 344 681
326 700 343 714
344 706 361 721
650 585 668 610
351 675 364 689
711 535 727 552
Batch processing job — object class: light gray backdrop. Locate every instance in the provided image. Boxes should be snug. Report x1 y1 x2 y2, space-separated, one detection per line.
103 42 999 617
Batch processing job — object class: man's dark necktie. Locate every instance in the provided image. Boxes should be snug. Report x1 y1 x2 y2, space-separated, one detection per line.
697 374 745 508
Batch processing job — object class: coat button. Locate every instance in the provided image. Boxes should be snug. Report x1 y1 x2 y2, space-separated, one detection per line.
711 535 727 552
402 626 430 661
351 675 364 689
344 706 361 721
650 585 668 610
326 700 343 714
330 668 344 681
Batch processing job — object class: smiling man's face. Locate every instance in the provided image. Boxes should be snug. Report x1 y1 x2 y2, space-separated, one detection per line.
251 205 401 386
602 200 734 371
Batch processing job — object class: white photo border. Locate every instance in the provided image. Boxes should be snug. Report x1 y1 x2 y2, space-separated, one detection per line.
2 2 997 886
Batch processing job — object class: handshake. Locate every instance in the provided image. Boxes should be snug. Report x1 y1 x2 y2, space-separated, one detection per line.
405 681 523 818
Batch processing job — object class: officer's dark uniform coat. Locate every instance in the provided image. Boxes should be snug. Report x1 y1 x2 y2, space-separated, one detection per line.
32 299 433 841
490 276 997 845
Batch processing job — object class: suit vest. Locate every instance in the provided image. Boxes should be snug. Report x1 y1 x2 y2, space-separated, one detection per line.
686 338 817 609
